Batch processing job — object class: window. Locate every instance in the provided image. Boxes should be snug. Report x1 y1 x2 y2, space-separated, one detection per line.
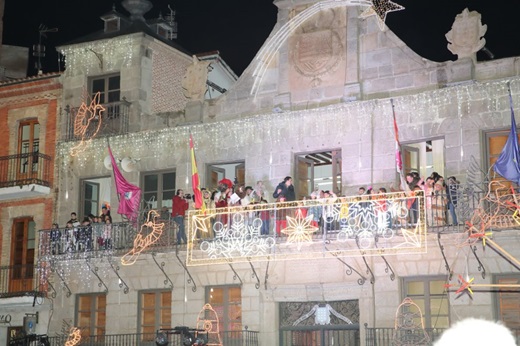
18 119 40 175
90 74 120 104
142 171 176 211
206 162 245 191
494 274 520 330
295 150 341 198
484 129 520 191
401 138 444 178
80 177 111 219
402 276 449 328
76 293 106 338
9 218 35 293
139 290 172 341
207 285 242 332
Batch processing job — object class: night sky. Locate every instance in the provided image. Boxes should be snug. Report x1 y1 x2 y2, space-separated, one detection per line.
2 0 520 76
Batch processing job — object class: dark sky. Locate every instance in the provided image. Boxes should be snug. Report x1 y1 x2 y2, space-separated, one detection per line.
2 0 520 76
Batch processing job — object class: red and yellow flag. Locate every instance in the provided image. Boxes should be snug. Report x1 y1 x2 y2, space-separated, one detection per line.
190 134 205 212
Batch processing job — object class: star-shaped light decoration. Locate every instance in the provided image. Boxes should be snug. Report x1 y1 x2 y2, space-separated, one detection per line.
190 212 216 242
359 0 405 31
281 215 318 250
398 224 421 247
445 274 474 299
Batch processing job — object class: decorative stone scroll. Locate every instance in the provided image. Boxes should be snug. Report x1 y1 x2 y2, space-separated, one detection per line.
446 8 487 61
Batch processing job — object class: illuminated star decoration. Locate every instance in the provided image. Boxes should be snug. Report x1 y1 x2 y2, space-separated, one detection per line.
70 92 106 156
359 0 405 31
191 212 215 240
121 210 164 265
281 214 318 250
65 327 81 346
446 274 520 298
397 223 422 247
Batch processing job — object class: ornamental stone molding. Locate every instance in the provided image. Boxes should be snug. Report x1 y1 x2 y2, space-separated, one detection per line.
445 8 487 62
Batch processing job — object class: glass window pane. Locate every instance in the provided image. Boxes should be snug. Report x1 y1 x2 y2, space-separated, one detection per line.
229 287 241 302
21 124 30 141
34 124 40 140
430 297 448 314
162 191 174 208
162 291 171 305
108 76 120 90
162 173 176 190
92 79 105 93
108 90 120 103
435 316 450 328
144 175 158 192
430 280 445 295
406 281 424 295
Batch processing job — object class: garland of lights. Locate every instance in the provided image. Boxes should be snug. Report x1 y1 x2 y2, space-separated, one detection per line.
70 92 106 156
188 192 426 265
65 327 81 346
359 0 405 31
121 210 164 265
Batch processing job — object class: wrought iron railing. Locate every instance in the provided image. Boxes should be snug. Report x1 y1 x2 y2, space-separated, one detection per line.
38 187 489 263
364 326 520 345
0 152 52 188
64 98 131 141
40 330 259 346
38 219 177 260
0 264 44 298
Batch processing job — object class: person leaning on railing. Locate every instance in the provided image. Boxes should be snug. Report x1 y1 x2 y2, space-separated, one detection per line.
50 223 61 255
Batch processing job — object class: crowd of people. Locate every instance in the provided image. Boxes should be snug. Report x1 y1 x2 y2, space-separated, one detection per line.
48 207 114 255
44 171 461 254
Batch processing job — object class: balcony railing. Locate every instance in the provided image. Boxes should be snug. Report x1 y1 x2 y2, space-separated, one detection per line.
37 330 259 346
0 264 44 298
38 187 492 263
365 326 520 345
64 98 131 141
0 152 51 188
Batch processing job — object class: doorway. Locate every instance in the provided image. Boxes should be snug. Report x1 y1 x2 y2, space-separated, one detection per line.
401 139 445 178
9 218 35 293
295 150 342 198
206 161 245 190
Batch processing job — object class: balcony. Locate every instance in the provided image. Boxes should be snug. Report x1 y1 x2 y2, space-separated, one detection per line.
38 185 500 265
18 330 259 346
0 264 44 299
64 99 131 140
364 326 520 345
0 152 52 200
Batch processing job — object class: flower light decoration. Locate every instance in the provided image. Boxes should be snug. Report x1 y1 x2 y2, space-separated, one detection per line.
65 327 81 346
70 92 106 156
359 0 405 31
281 214 318 250
121 210 164 265
187 192 427 266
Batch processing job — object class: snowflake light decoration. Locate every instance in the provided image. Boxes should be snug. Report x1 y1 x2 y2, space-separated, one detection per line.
281 215 318 250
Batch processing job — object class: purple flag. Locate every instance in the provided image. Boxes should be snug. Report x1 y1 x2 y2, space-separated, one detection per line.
108 146 141 222
494 90 520 185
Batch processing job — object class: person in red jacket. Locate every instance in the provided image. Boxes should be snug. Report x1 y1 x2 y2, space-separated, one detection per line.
172 189 189 244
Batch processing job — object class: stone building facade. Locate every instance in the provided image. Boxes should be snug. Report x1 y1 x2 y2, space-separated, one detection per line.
3 0 520 345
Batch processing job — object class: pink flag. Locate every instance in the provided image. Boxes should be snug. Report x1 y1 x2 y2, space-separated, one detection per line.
108 146 141 222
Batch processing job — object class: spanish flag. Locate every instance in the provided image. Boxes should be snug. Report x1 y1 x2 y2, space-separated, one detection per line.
190 134 205 213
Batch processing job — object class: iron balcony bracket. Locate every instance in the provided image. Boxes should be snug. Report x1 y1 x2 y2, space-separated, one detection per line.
175 251 197 292
152 252 174 290
109 259 130 293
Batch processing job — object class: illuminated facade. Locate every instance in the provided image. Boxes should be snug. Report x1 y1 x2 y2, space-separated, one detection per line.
2 0 520 345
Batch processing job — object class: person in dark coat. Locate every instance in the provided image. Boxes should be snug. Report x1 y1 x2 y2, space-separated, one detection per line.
273 176 296 202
